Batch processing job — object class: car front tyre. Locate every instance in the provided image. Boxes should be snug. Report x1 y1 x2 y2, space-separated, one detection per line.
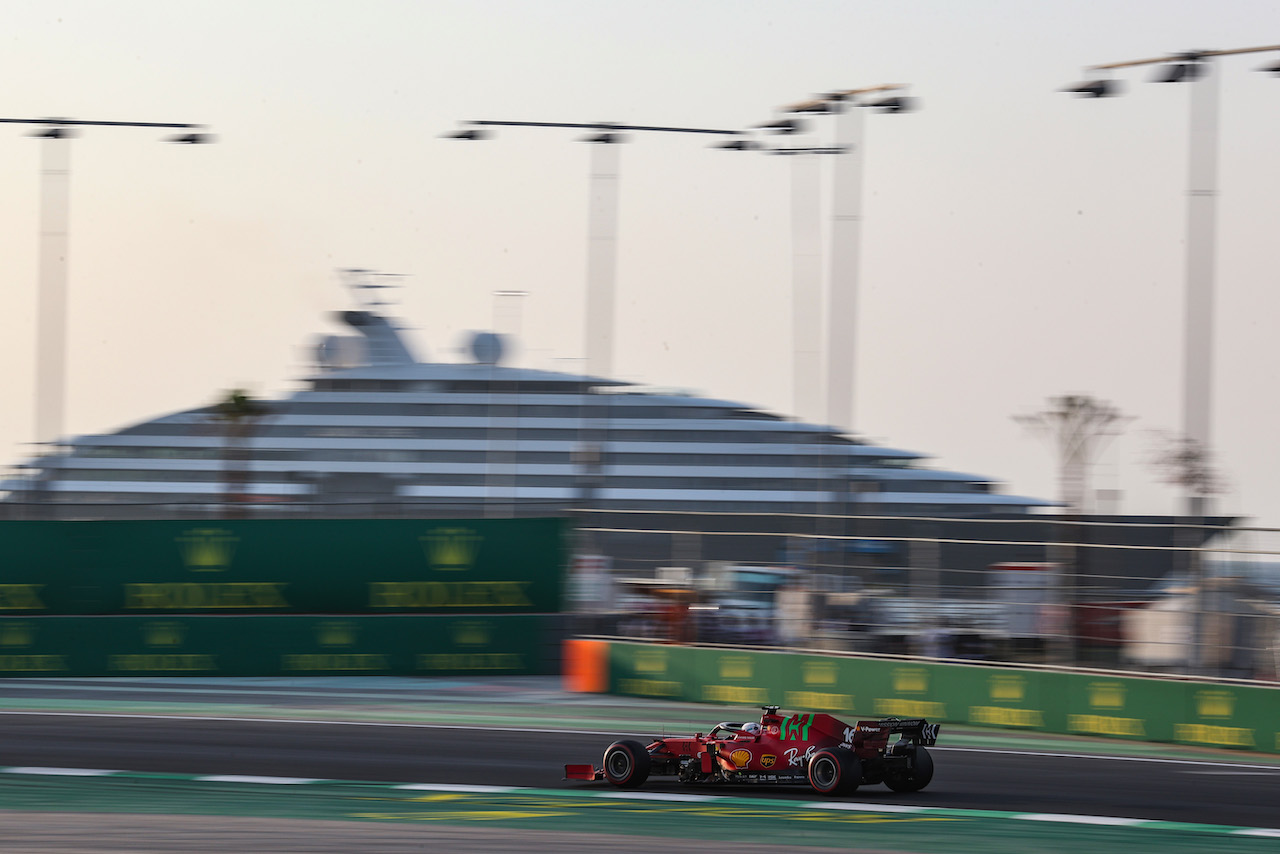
602 739 651 788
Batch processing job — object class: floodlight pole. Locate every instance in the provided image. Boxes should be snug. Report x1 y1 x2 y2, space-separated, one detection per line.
1 116 211 461
1066 45 1280 675
1067 45 1280 518
781 148 828 423
585 139 621 381
35 133 71 460
1182 65 1218 521
825 101 866 433
780 85 915 434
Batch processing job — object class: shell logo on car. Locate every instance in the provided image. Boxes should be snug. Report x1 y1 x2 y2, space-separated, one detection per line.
729 749 751 768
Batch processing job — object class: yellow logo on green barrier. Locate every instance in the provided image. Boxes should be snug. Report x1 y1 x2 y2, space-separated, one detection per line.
719 655 752 680
318 621 357 647
1069 682 1145 737
802 661 837 685
144 622 185 647
176 529 238 571
634 648 668 674
1175 689 1253 748
893 667 928 693
421 528 481 571
0 622 33 647
452 621 491 647
0 585 45 611
1195 690 1234 719
1088 681 1125 710
989 674 1026 701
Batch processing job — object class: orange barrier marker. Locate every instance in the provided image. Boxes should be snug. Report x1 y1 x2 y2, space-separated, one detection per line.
563 638 608 693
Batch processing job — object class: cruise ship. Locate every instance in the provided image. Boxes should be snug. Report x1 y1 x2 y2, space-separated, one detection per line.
5 283 1052 522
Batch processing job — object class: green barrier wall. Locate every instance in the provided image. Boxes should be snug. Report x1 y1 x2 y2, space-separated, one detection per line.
0 518 566 614
0 614 559 677
606 641 1280 754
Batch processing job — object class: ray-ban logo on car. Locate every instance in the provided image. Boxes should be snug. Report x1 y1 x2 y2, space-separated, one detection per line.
784 746 816 767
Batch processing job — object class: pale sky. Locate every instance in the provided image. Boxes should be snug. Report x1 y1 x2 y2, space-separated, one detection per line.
2 1 1279 535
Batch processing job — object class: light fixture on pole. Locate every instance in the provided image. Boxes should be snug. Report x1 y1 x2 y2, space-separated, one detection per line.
1061 78 1122 98
0 116 213 474
443 118 742 382
1062 45 1280 518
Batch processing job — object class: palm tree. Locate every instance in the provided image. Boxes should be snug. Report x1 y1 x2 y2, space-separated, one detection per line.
1148 431 1224 515
212 389 268 519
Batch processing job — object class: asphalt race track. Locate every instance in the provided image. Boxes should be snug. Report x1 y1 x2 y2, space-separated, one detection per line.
2 712 1278 828
2 679 1279 852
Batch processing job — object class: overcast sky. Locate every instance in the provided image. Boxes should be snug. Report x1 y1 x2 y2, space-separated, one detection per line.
2 1 1279 536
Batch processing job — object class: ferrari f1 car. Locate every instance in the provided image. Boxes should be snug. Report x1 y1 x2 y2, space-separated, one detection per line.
565 706 939 796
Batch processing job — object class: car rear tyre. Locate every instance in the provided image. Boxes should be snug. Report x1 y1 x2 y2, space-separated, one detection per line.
603 740 651 788
884 746 934 792
807 748 860 796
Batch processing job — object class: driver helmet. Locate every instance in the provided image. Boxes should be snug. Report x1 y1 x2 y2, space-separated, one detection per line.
742 722 762 736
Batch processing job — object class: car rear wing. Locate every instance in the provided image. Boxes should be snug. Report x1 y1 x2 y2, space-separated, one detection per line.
879 718 940 746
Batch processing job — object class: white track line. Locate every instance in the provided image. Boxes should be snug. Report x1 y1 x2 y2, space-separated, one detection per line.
593 791 721 802
395 784 517 793
196 775 322 785
4 767 120 777
806 802 923 813
1015 814 1144 826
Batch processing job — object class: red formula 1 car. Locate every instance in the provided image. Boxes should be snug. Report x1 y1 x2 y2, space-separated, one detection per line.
565 706 939 796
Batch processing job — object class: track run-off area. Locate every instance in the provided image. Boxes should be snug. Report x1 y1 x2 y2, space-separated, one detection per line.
1 677 1278 853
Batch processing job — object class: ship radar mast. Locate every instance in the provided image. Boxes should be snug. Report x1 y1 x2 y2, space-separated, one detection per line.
341 267 407 314
320 268 419 367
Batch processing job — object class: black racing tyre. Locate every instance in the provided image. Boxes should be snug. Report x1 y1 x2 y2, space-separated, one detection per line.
807 748 861 796
602 739 651 788
884 745 934 793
